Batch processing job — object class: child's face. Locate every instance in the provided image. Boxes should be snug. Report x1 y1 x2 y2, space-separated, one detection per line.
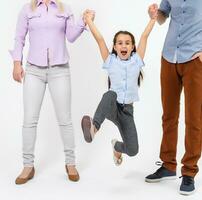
113 34 135 60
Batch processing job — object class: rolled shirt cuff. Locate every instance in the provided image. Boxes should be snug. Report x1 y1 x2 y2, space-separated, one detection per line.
9 49 22 62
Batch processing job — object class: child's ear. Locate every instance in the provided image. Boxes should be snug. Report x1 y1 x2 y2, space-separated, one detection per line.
113 45 117 52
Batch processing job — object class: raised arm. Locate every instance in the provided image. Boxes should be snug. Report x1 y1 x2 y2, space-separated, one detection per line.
83 11 109 61
65 5 87 43
137 19 156 60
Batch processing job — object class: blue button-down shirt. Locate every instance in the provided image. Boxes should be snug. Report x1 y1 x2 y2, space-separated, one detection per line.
160 0 202 63
103 53 144 104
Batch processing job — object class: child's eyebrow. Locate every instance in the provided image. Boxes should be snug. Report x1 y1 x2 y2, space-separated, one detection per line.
117 40 132 42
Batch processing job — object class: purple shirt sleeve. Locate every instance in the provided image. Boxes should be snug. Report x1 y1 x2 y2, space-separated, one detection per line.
10 4 28 61
65 5 87 43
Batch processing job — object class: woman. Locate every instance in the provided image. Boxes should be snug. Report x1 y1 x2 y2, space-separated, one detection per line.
10 0 93 184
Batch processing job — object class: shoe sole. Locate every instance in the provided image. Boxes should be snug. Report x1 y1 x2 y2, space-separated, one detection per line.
81 116 92 143
15 169 35 185
179 190 195 195
15 176 34 185
145 176 177 183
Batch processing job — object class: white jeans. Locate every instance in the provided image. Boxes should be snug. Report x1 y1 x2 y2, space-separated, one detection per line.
22 63 75 167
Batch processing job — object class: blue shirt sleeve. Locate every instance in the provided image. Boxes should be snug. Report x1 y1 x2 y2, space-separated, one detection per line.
134 53 145 69
159 0 171 17
102 54 114 69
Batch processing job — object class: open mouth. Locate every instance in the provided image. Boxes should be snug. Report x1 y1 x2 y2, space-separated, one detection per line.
121 50 127 56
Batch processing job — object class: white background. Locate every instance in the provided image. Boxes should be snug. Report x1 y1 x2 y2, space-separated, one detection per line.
0 0 201 199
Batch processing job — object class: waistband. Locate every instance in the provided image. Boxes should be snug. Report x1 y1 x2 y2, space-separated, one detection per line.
27 62 69 69
117 102 133 107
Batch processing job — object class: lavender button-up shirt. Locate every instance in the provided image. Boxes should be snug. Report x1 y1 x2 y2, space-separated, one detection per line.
10 0 86 66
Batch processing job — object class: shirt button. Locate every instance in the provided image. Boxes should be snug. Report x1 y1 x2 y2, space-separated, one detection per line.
178 34 181 37
181 23 184 26
177 46 179 48
183 10 185 13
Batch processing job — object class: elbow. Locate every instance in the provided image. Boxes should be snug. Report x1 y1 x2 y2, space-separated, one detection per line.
66 35 77 43
66 30 83 43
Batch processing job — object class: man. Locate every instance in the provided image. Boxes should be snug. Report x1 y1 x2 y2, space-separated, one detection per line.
146 1 202 195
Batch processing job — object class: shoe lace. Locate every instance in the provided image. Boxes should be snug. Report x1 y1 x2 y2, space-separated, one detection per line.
179 176 193 186
153 161 164 176
155 161 163 166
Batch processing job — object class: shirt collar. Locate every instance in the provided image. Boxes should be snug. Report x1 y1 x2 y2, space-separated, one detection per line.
36 0 57 7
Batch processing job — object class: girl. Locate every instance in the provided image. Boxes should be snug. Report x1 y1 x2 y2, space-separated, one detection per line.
81 10 156 165
11 0 93 184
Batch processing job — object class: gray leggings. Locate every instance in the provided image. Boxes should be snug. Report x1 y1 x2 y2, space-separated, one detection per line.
93 91 139 156
22 63 75 167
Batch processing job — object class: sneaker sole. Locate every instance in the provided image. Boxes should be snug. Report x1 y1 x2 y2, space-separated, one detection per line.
145 176 177 183
81 116 92 143
179 190 195 196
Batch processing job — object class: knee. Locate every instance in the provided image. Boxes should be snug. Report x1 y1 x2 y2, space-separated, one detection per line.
57 114 72 126
102 91 117 102
127 145 139 157
23 117 38 128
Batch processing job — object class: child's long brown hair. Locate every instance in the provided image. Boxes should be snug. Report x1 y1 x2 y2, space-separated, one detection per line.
108 31 143 89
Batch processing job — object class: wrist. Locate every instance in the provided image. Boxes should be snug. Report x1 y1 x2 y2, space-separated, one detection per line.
14 61 22 68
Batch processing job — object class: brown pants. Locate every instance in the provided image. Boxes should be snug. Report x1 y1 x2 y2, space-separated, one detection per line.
160 57 202 177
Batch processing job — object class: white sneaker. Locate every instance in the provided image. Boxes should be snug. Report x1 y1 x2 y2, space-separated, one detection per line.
111 139 123 166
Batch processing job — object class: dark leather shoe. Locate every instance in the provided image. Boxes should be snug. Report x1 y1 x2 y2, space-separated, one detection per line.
15 167 35 185
65 165 80 182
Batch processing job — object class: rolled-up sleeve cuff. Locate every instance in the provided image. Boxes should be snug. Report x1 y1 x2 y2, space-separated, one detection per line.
9 50 22 61
158 9 169 17
77 16 88 31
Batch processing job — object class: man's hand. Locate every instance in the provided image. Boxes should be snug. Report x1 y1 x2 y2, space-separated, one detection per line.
148 3 158 19
192 52 202 62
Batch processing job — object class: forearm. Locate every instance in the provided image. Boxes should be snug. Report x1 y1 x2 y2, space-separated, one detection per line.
137 19 156 59
141 19 156 38
10 38 26 61
14 61 22 67
87 20 104 43
86 19 109 61
66 16 86 42
10 5 28 62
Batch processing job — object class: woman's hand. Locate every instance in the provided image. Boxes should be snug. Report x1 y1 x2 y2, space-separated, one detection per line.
148 3 158 20
13 61 24 83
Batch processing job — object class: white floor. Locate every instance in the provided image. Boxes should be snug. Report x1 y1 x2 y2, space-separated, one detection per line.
1 123 202 200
